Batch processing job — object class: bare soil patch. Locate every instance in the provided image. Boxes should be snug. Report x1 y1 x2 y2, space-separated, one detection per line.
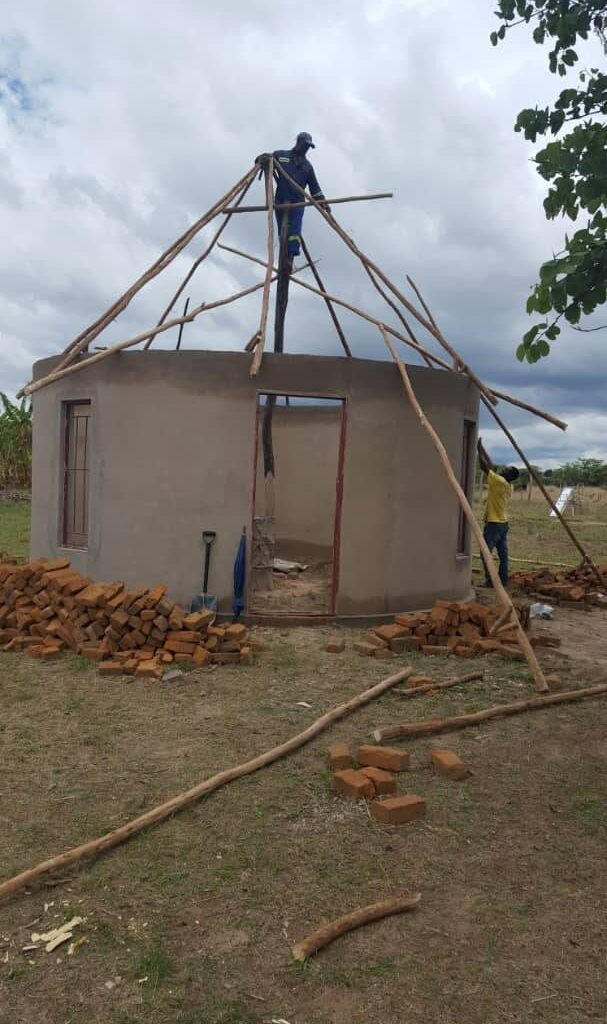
0 604 606 1024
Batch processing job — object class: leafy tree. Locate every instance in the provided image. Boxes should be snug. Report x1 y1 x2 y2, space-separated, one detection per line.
492 1 607 362
0 394 32 489
551 456 607 484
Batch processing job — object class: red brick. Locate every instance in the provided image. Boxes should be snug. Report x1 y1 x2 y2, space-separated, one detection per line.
353 642 377 657
374 647 394 660
99 660 125 676
373 623 407 642
360 766 396 795
326 636 345 654
135 658 163 679
166 630 201 643
401 636 423 651
193 645 210 667
183 610 215 631
357 745 410 772
409 674 434 688
210 652 240 665
164 639 196 655
388 636 410 654
332 769 375 800
421 645 452 656
364 632 387 648
225 623 247 642
370 795 426 825
239 646 254 666
327 743 353 771
431 749 467 781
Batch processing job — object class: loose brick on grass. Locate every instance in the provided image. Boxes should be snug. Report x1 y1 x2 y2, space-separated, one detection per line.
371 794 426 825
431 749 467 781
357 745 410 772
354 642 377 657
327 743 353 772
332 769 375 800
373 623 407 643
326 636 345 654
360 766 397 795
373 647 394 660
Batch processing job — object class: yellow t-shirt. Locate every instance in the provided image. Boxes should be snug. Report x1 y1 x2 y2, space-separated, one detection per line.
484 470 512 524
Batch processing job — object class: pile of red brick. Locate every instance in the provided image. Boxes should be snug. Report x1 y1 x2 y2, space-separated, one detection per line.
354 598 533 660
328 742 467 825
510 563 607 607
0 558 254 678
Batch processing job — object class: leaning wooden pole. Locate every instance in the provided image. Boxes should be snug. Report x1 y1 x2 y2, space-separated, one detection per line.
363 264 433 367
300 237 352 357
250 158 276 377
401 274 600 584
144 173 256 350
373 683 607 742
17 167 257 395
479 394 604 586
378 326 549 693
0 667 412 902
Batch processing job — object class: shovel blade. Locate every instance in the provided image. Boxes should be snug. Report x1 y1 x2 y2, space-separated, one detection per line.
190 592 218 616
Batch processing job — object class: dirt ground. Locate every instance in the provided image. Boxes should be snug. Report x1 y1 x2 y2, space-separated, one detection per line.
0 600 606 1024
249 562 333 614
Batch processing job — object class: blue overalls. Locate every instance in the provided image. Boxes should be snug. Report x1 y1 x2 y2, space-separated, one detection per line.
272 149 325 257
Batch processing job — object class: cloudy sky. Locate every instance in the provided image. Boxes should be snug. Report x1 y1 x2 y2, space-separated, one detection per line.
1 0 605 467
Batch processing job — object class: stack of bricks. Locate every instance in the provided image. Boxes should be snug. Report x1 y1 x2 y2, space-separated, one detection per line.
0 557 255 678
354 598 534 660
328 743 426 825
510 563 607 608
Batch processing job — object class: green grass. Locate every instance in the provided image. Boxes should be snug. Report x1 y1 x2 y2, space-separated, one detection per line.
0 501 30 561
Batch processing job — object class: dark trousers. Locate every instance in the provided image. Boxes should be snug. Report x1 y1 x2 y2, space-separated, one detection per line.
275 205 304 257
482 521 510 586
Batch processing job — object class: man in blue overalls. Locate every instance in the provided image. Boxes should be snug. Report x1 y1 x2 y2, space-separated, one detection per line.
255 132 330 262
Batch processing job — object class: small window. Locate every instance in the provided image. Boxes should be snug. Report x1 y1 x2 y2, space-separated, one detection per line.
62 401 91 548
457 419 475 554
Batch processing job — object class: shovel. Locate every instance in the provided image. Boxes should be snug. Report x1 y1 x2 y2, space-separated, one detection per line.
191 530 217 616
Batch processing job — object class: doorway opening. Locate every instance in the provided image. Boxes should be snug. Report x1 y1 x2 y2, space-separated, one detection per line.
249 394 346 616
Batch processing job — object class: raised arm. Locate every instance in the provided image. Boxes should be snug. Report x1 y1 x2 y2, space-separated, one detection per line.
476 437 494 475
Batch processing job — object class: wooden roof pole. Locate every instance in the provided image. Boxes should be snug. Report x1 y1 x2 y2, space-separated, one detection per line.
216 243 568 431
144 172 256 350
300 237 352 357
250 157 276 376
222 191 393 213
274 163 498 406
378 325 549 694
17 166 258 395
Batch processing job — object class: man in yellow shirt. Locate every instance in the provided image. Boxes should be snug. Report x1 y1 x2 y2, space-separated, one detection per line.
477 438 520 587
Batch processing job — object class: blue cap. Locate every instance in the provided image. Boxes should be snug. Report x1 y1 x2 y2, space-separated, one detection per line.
297 131 315 148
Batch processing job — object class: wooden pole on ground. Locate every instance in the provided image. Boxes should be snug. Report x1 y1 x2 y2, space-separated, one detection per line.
217 244 565 432
394 669 483 697
300 237 352 357
292 893 421 961
0 667 412 902
250 158 276 377
17 166 257 395
373 683 607 742
378 325 549 693
144 172 255 350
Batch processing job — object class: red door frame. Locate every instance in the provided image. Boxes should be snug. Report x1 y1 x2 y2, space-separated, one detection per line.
249 391 348 620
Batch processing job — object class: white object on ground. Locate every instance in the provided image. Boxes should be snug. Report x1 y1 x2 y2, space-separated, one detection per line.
530 603 554 619
272 559 308 573
550 486 575 516
31 916 84 953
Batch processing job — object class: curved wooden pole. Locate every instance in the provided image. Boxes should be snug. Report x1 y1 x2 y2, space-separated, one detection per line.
292 893 421 961
144 173 256 350
363 264 433 367
394 670 483 697
373 683 607 742
378 326 549 693
223 192 393 213
0 667 412 903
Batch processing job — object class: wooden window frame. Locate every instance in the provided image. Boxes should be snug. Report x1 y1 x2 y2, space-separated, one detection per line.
61 400 91 549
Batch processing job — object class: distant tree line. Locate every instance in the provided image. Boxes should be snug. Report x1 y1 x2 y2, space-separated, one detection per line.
513 458 607 489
